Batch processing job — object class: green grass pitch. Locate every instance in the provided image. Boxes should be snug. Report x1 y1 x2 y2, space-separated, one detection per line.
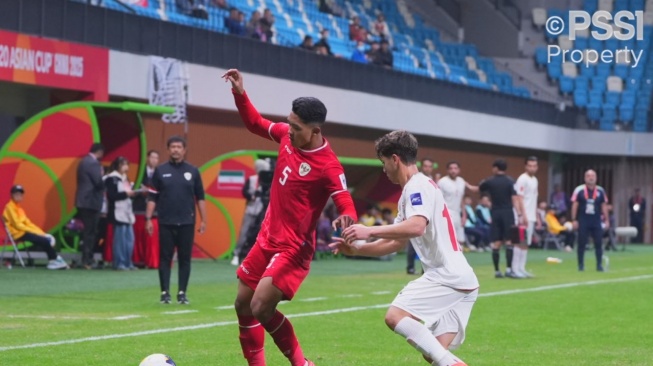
1 246 652 365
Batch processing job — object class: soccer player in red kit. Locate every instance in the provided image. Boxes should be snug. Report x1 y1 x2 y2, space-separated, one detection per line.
222 69 358 366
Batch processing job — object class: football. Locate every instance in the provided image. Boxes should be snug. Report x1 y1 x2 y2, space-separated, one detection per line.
139 354 176 366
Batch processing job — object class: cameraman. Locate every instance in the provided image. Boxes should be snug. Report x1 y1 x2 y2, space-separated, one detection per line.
231 159 271 265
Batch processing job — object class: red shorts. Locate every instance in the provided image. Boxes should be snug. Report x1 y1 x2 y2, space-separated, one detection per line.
236 240 314 300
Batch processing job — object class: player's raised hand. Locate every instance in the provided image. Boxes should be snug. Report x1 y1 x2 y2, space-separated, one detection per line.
332 215 355 231
222 69 245 94
342 224 371 243
328 237 357 256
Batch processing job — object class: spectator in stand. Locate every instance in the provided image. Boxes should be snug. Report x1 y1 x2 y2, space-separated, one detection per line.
211 0 228 10
372 13 392 45
366 41 380 64
247 11 266 41
374 40 393 69
315 45 329 56
225 8 246 36
314 29 334 56
176 0 208 19
349 16 365 42
351 40 368 63
381 208 394 226
298 35 314 51
3 185 69 270
319 0 344 17
259 8 275 42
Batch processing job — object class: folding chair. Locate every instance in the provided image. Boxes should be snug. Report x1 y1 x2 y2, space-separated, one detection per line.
1 218 29 268
542 231 565 251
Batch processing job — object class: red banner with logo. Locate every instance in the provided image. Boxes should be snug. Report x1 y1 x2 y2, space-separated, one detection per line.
0 30 109 101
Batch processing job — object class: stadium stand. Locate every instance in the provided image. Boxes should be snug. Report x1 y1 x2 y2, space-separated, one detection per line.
73 0 531 98
532 0 653 132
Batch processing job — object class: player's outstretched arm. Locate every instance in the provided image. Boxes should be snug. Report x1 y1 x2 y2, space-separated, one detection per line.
222 68 286 142
329 237 406 257
343 216 427 242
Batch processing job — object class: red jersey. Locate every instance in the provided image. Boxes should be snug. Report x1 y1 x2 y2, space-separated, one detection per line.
233 92 356 251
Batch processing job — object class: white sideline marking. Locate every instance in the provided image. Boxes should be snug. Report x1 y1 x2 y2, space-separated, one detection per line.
299 297 327 302
478 275 653 298
3 315 142 321
214 305 233 310
161 310 198 315
371 291 391 295
1 274 651 352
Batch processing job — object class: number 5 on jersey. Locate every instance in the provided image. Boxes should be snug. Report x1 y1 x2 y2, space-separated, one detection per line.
279 166 292 185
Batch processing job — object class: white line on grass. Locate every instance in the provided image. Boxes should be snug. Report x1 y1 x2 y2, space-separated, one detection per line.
338 294 363 298
161 310 198 315
1 274 651 352
3 315 142 321
299 297 327 302
371 291 392 295
214 305 233 310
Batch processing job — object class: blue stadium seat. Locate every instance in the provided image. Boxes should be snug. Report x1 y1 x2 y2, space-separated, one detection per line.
606 91 620 106
614 64 629 79
574 89 589 107
587 103 602 121
620 104 635 123
560 76 574 94
589 90 603 105
535 47 548 67
548 63 562 80
592 76 607 92
599 118 615 131
575 75 589 90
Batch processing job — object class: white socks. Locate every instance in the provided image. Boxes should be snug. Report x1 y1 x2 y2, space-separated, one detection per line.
513 247 529 274
394 317 459 366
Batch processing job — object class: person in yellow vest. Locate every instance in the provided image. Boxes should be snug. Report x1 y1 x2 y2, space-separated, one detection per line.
2 185 68 269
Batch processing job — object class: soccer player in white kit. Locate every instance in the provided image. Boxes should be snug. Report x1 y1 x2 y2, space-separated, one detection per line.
331 131 479 366
513 156 541 278
438 162 479 251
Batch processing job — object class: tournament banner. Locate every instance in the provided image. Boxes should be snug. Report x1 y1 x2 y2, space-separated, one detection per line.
148 56 190 124
0 30 109 101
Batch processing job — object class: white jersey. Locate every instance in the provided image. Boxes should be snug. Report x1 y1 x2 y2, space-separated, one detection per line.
515 173 538 222
396 174 479 290
438 175 466 214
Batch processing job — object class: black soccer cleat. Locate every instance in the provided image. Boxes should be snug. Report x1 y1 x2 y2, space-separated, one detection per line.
177 292 190 305
160 291 172 304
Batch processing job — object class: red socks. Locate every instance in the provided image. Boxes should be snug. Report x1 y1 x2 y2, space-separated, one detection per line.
262 310 306 366
238 314 266 365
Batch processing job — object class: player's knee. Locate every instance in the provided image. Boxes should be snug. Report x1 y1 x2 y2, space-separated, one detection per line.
234 296 250 315
250 297 275 322
384 312 402 330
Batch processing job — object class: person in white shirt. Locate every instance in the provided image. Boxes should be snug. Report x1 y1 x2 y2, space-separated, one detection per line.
513 156 542 277
331 131 478 366
438 162 479 251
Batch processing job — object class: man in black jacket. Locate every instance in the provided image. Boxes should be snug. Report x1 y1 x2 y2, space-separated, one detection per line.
146 136 207 305
75 143 105 269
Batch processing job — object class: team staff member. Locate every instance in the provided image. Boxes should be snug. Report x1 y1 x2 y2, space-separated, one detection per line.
75 143 105 269
133 150 160 269
570 169 609 272
479 159 525 279
146 137 207 304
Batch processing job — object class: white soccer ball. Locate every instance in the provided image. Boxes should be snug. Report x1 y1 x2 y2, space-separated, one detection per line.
139 354 176 366
563 222 573 231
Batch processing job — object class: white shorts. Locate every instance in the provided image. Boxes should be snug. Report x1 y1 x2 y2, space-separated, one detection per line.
451 211 465 244
526 220 535 246
391 276 478 350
